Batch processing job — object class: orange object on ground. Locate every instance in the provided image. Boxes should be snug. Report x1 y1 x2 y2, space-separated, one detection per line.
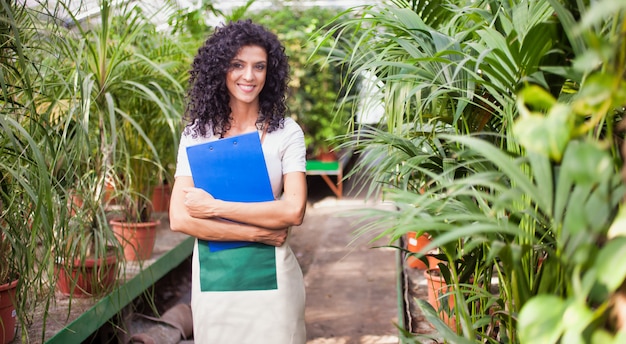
406 232 430 269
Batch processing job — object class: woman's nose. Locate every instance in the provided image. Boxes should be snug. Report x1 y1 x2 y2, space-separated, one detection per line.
243 66 254 81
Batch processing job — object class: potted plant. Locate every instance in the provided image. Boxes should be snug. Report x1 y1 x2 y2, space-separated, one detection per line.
107 26 186 262
405 232 431 270
423 267 456 329
54 179 121 298
0 102 91 340
0 222 18 344
30 46 123 298
151 181 172 213
60 0 186 261
0 1 106 337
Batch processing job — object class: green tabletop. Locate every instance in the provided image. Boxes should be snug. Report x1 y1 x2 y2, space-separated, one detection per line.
306 160 340 172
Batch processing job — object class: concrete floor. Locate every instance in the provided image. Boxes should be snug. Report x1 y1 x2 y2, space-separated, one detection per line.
291 191 400 344
289 166 400 344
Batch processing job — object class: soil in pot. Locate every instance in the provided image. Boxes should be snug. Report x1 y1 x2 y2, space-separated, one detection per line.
0 279 18 344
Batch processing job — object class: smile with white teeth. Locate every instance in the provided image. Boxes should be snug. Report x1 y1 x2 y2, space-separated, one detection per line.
239 84 255 91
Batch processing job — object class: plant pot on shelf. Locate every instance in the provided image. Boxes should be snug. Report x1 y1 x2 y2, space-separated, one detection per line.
0 279 18 344
55 254 119 298
151 183 171 213
424 268 456 330
406 232 431 269
315 149 337 162
110 219 159 261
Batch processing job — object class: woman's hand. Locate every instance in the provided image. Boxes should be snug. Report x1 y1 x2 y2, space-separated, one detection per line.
183 187 219 218
255 227 288 247
182 186 287 246
171 177 289 244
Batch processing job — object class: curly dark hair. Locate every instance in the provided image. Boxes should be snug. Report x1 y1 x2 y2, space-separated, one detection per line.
183 20 289 138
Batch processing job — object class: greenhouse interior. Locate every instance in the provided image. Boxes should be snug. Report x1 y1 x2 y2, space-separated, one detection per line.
1 0 626 343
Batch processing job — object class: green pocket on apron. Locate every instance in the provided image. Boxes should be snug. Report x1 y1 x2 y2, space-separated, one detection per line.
198 240 277 291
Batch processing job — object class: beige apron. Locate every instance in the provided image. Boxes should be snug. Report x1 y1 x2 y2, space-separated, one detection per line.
190 237 306 343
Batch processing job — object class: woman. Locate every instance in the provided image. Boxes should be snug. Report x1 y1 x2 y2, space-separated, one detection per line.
169 20 307 343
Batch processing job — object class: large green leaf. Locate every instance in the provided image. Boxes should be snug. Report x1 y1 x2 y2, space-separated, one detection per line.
594 237 626 293
518 295 568 344
514 85 573 162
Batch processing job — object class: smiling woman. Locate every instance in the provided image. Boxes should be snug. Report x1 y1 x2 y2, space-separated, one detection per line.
168 20 308 344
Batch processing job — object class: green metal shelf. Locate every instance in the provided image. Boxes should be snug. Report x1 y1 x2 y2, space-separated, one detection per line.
46 236 194 344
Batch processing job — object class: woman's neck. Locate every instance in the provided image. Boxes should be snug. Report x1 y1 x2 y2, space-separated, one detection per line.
225 103 260 137
230 100 259 119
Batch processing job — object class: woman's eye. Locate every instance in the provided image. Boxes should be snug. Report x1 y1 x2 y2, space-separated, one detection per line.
255 64 266 71
231 63 243 69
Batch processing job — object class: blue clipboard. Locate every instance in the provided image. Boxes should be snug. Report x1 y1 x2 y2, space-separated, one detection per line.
186 131 274 251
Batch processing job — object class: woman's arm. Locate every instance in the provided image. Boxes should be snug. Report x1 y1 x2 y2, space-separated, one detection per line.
182 171 307 229
169 176 288 246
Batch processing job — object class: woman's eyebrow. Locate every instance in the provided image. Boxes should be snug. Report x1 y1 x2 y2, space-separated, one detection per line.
230 58 267 63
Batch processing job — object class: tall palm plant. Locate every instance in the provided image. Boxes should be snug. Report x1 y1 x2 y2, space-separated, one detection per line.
59 0 187 223
1 0 189 339
319 0 625 342
323 0 559 198
0 0 88 339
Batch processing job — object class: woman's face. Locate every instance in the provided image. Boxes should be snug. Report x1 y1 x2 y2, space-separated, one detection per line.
226 45 267 106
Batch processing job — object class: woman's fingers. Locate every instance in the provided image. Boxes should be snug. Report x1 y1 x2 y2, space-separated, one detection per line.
257 228 288 247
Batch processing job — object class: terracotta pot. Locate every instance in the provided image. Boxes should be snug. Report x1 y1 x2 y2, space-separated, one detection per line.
110 219 159 261
406 232 430 269
423 268 456 329
0 279 17 344
55 254 118 298
151 184 171 213
426 249 444 270
316 150 337 162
